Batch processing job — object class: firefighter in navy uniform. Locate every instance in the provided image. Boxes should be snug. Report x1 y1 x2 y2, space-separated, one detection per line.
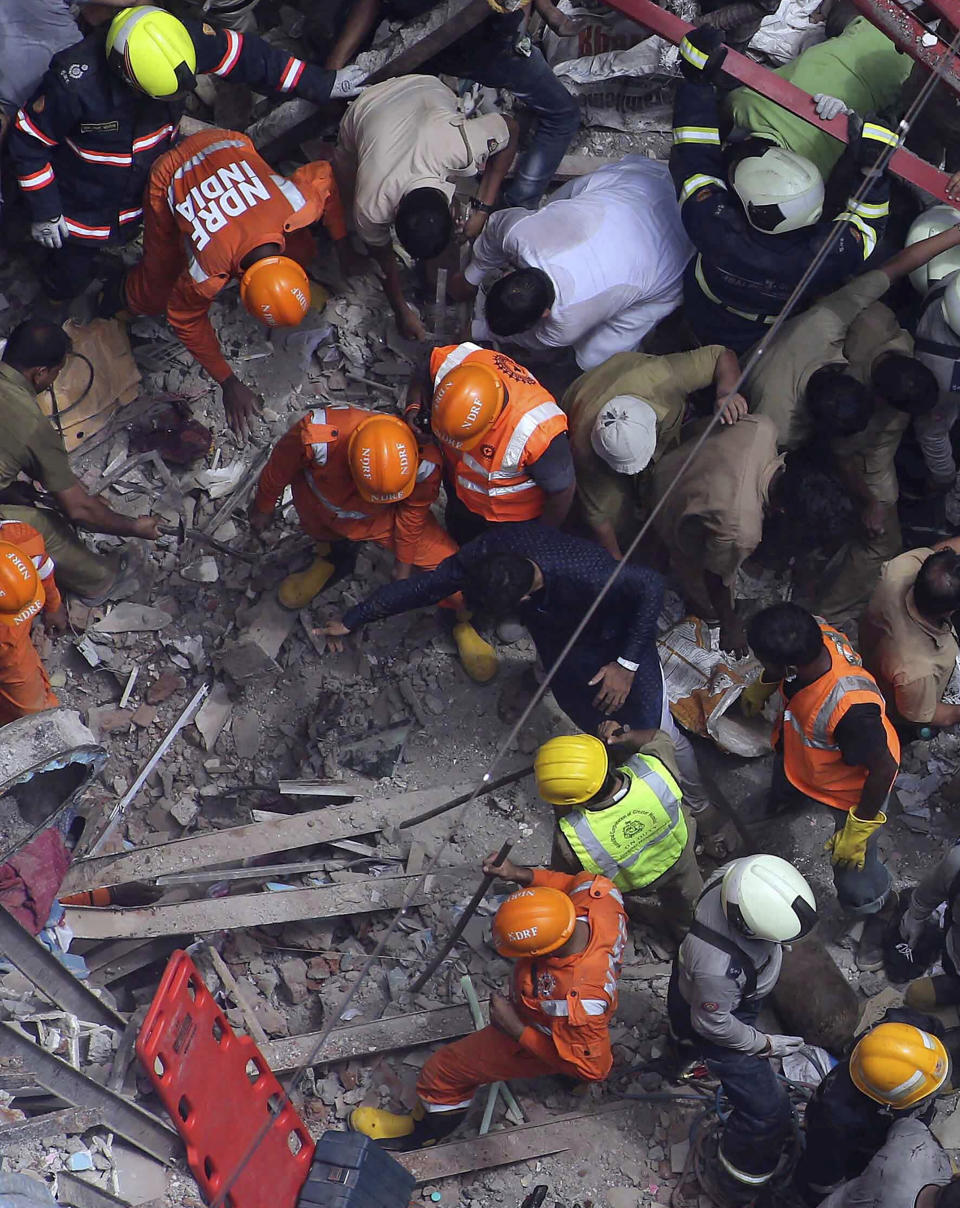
795 1018 953 1204
9 6 366 300
668 854 818 1202
670 25 894 354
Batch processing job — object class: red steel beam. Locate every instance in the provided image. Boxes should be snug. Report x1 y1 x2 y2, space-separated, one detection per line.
849 0 960 99
601 0 955 202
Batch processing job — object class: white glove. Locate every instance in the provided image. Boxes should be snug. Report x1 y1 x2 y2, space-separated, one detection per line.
814 93 852 121
900 911 926 951
763 1034 805 1058
31 215 69 249
332 65 368 99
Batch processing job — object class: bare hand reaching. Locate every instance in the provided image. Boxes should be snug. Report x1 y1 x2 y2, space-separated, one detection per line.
589 661 634 714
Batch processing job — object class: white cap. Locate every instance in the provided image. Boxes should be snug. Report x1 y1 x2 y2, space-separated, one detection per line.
590 395 658 476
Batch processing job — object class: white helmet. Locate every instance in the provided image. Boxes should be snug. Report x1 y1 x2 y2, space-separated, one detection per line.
721 855 817 942
732 145 825 235
942 270 960 336
907 205 960 294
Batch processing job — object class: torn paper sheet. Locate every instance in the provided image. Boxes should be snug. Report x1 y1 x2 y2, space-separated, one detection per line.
658 618 772 757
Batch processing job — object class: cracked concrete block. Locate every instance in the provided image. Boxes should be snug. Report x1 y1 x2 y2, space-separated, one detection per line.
195 682 232 752
92 603 173 634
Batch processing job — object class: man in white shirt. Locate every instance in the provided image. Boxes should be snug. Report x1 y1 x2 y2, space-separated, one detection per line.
334 74 517 341
449 157 693 370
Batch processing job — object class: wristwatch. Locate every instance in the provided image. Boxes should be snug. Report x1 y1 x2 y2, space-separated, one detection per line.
470 198 494 214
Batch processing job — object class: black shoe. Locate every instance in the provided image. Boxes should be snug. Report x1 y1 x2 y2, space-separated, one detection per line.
857 891 900 971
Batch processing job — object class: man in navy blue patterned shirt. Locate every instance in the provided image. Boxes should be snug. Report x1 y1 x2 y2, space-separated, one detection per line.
320 521 722 835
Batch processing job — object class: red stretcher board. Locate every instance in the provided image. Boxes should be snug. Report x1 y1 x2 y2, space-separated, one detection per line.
136 950 314 1208
600 0 957 203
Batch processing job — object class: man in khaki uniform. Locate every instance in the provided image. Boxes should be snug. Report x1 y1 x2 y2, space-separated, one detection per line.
334 74 517 342
744 228 960 622
0 320 158 600
815 298 922 620
651 414 783 656
859 539 960 727
560 346 746 560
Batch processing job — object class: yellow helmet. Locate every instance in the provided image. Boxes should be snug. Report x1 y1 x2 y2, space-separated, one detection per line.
534 734 608 806
106 7 197 99
849 1023 950 1108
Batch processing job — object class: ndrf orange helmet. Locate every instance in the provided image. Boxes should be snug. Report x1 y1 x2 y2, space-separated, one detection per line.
492 886 576 958
347 414 420 503
431 363 505 451
0 543 43 627
239 256 310 328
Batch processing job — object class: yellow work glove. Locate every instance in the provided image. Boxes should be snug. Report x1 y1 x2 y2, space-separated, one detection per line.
740 676 778 718
824 810 886 869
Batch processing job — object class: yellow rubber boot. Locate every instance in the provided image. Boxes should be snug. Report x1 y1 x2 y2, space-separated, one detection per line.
452 621 498 684
278 553 335 610
350 1103 422 1143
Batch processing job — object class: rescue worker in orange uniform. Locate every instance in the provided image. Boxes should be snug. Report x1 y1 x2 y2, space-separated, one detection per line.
0 522 67 726
350 852 627 1150
408 342 575 543
249 406 497 682
745 603 900 964
121 127 352 438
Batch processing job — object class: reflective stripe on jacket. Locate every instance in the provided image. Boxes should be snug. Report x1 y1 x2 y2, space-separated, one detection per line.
429 343 568 523
559 754 686 891
774 620 900 811
9 21 337 233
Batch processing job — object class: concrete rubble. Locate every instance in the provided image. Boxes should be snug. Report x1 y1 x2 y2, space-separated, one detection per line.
0 0 957 1205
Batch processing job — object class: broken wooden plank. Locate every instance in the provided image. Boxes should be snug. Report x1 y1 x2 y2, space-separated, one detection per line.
363 0 489 84
63 783 471 893
250 0 487 157
0 1106 101 1152
65 871 457 940
262 999 489 1072
397 1103 634 1183
154 857 346 888
83 938 180 984
57 1172 132 1208
278 780 363 797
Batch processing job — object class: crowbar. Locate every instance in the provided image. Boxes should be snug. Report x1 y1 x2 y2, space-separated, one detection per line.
157 516 257 564
410 840 512 992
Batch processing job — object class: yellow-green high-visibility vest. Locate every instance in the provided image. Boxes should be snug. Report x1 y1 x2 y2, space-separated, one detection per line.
558 754 686 892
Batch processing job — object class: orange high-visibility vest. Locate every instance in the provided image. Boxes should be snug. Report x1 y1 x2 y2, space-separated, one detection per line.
300 404 440 535
511 873 628 1079
429 343 568 523
775 620 900 812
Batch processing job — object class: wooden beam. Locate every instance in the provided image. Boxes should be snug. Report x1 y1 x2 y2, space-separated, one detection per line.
249 0 487 158
261 999 489 1072
58 1172 132 1208
396 1103 634 1183
62 784 470 893
0 1107 101 1152
363 0 490 84
65 870 457 940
